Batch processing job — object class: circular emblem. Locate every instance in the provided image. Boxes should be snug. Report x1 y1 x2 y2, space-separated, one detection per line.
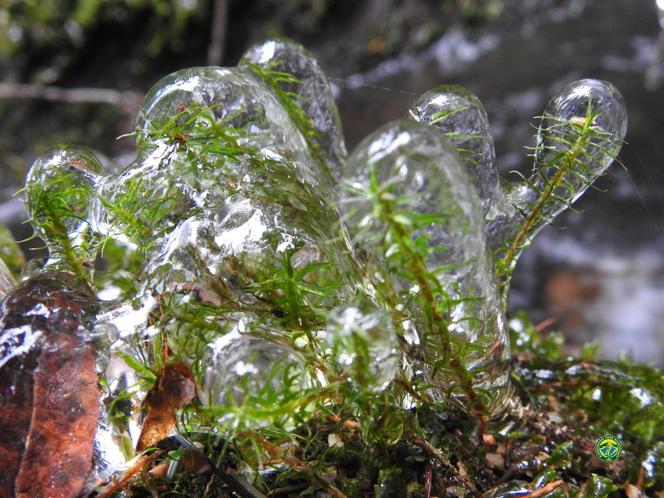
594 434 623 462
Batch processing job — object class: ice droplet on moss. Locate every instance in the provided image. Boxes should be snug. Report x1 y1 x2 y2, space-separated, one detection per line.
486 79 627 263
93 62 357 304
25 146 105 269
199 335 311 428
532 78 627 215
326 301 401 391
19 38 629 433
241 39 347 180
409 85 501 216
339 119 511 412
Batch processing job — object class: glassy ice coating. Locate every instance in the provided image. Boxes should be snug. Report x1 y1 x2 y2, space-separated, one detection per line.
340 120 511 411
532 79 628 215
0 257 16 300
199 335 310 427
326 301 401 391
108 62 355 300
409 85 501 215
16 39 362 467
487 79 627 263
408 80 627 282
25 146 104 268
17 33 628 453
241 39 348 180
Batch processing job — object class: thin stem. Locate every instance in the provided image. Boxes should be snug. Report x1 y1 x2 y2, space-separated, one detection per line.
497 109 595 286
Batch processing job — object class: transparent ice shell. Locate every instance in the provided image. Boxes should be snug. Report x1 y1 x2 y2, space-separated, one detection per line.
339 119 511 412
19 35 627 431
326 301 401 391
199 335 310 428
240 39 348 180
409 80 627 281
24 146 105 269
409 84 501 215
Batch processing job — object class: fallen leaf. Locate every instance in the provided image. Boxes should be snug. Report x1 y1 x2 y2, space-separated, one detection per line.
136 360 196 451
0 272 98 498
15 334 98 498
482 433 496 446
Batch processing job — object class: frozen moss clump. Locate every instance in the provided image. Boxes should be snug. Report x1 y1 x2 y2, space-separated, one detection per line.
0 38 643 497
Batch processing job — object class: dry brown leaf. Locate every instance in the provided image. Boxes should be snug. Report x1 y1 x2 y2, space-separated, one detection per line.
136 360 196 452
482 433 496 446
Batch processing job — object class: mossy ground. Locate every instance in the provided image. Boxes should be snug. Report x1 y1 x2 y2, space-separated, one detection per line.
99 314 663 498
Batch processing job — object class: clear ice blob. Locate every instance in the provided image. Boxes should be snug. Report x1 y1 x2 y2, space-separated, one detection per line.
24 146 105 269
326 301 401 391
17 35 627 442
531 78 627 215
408 85 501 215
92 59 357 303
199 335 311 428
487 79 627 263
241 39 348 180
339 119 511 413
134 64 332 192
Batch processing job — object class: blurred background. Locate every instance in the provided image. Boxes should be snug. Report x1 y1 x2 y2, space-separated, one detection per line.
1 0 663 365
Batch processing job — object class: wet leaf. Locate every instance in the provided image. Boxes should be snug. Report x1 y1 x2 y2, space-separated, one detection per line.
136 360 196 452
0 272 98 498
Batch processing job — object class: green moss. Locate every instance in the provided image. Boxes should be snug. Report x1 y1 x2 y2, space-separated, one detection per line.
0 224 24 277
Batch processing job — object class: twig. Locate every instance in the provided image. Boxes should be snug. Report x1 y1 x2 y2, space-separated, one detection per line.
207 0 229 66
268 483 309 496
409 431 480 497
534 316 557 333
395 377 433 404
172 433 268 498
636 465 645 491
96 450 164 498
0 83 142 114
523 480 563 498
244 431 348 498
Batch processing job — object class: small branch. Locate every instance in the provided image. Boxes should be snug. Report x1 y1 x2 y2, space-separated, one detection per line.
207 0 229 66
244 431 348 498
96 450 164 498
523 480 563 498
0 83 142 114
409 430 480 497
